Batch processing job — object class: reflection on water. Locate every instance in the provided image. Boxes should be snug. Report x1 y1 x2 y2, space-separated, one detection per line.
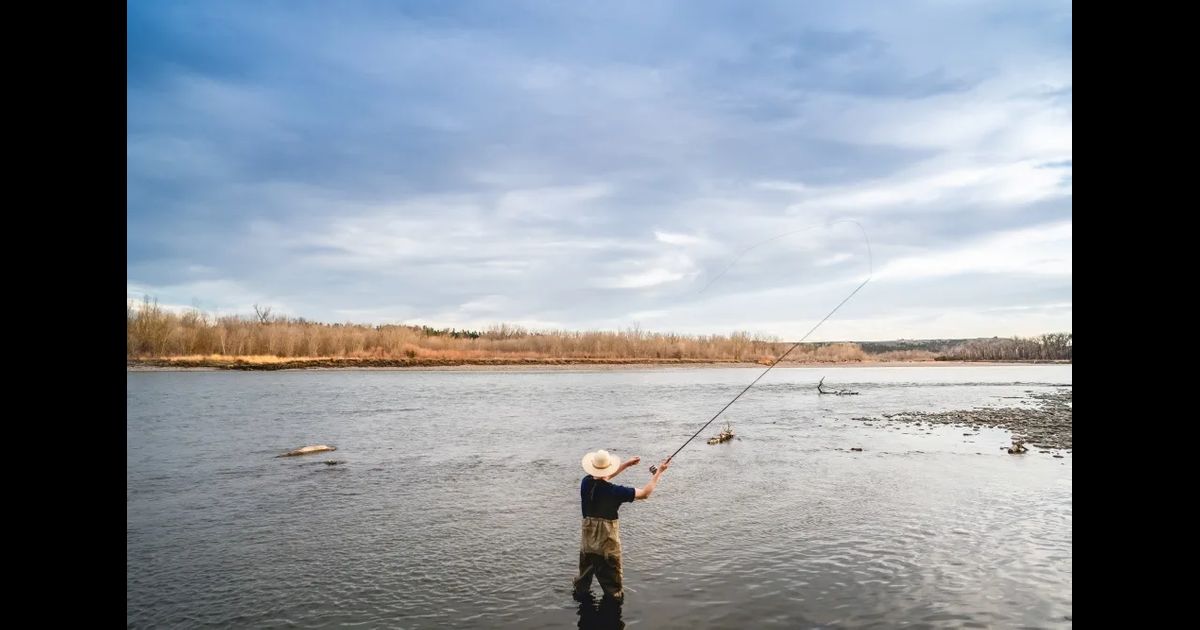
575 593 625 630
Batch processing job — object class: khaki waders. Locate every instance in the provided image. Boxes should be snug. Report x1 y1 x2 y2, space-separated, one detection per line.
572 481 625 601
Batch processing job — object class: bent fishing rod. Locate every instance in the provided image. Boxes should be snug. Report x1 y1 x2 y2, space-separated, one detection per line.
650 221 872 474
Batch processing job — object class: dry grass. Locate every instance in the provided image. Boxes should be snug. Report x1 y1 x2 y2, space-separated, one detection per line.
870 350 939 362
160 354 336 364
127 298 1069 364
126 299 875 363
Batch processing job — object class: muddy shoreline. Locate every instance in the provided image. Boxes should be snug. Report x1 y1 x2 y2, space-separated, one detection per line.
127 358 1069 372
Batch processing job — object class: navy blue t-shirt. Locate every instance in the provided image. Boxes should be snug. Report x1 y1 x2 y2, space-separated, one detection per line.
580 476 636 519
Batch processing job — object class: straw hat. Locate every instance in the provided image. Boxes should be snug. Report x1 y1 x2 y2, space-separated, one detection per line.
581 449 621 477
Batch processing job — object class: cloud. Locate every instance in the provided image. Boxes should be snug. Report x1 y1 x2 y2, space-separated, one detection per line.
876 220 1071 280
654 231 708 246
600 268 689 289
127 0 1071 338
495 184 612 222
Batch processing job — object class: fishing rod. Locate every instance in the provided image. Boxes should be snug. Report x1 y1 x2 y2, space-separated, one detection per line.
650 221 873 474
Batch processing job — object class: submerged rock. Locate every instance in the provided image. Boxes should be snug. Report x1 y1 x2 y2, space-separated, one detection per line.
851 388 1072 451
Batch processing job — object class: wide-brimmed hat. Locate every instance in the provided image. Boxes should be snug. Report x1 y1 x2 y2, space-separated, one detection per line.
581 449 621 477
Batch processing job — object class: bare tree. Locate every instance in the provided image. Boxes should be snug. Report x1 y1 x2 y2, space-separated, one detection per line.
253 304 273 324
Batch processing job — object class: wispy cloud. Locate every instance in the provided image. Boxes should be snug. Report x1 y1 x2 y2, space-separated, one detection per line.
654 231 709 246
877 220 1071 280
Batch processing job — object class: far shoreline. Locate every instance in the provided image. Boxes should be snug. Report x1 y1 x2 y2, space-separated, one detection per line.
127 358 1071 372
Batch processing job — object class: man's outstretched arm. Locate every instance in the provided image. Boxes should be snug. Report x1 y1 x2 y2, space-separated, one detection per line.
604 456 640 481
635 458 671 500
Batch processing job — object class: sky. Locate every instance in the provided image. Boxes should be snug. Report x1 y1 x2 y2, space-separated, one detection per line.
127 0 1071 342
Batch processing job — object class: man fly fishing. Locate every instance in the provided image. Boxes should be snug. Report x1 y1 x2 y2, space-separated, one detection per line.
572 450 671 603
570 222 872 606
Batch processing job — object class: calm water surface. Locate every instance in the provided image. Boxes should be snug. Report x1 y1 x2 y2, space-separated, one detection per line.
127 365 1072 628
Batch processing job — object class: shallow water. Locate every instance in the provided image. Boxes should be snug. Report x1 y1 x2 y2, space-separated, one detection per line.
127 365 1072 628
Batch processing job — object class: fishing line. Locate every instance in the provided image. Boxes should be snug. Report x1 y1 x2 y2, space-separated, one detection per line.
649 220 873 474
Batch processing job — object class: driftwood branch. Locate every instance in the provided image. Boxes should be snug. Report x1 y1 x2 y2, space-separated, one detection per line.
817 376 859 396
276 444 337 457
